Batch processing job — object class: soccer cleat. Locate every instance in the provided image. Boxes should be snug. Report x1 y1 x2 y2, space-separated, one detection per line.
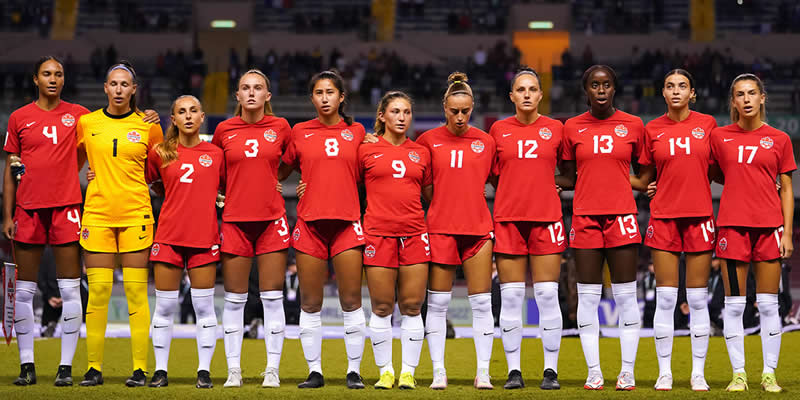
346 371 365 389
616 371 635 391
726 372 748 392
79 368 103 386
474 368 493 390
148 370 168 387
584 370 604 390
196 370 213 389
429 368 448 390
760 372 782 393
125 368 146 387
503 369 524 389
398 372 416 389
690 374 709 391
13 363 36 386
54 365 73 386
654 374 672 391
261 367 280 388
298 371 324 389
224 368 242 388
374 370 394 389
540 368 560 390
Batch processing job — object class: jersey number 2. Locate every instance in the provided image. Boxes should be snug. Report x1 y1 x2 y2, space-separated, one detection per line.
180 163 194 183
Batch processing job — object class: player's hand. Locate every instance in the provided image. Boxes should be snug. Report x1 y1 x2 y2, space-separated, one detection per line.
9 154 25 181
49 297 63 308
362 134 379 144
2 217 15 240
216 192 225 208
142 109 160 124
776 181 781 192
276 182 283 194
556 184 562 194
646 181 657 199
780 232 793 259
86 168 96 182
296 180 307 199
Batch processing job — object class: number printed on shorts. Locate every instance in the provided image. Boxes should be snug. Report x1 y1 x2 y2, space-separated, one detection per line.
392 160 406 178
421 233 430 253
352 221 363 236
616 214 638 236
179 163 194 183
593 135 614 154
244 139 259 158
66 208 81 228
325 138 340 156
700 219 715 243
547 221 565 244
275 217 289 237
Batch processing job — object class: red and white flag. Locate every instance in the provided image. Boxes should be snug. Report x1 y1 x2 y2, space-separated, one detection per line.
2 262 16 345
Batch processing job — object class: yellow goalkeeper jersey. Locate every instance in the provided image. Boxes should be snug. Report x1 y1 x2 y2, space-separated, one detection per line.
77 108 163 227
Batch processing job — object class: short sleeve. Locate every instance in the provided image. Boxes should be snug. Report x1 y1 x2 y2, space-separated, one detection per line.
75 115 86 152
4 113 19 154
211 124 223 148
779 136 797 174
560 127 575 161
632 119 645 161
280 119 291 153
638 128 653 166
217 149 226 189
281 128 299 167
145 148 162 183
147 123 164 151
422 151 433 186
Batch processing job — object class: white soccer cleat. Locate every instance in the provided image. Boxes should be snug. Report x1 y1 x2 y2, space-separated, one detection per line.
584 370 604 390
429 368 448 390
223 368 242 388
616 371 636 391
261 367 280 388
473 368 493 390
691 374 710 392
654 374 673 391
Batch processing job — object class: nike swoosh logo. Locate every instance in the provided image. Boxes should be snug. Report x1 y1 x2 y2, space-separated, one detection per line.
129 312 137 316
64 329 80 334
579 323 591 328
725 335 737 340
305 133 314 138
543 327 558 331
578 128 588 133
270 330 284 334
345 329 360 335
373 340 386 346
154 325 169 329
203 324 216 329
228 134 237 139
502 327 517 333
624 322 639 326
693 334 708 338
424 330 438 336
409 337 423 341
723 138 734 142
225 329 239 334
483 331 494 336
655 336 668 340
91 132 101 136
769 331 781 337
373 154 384 158
283 238 290 243
432 144 443 147
14 318 25 323
64 316 78 321
348 356 360 360
588 364 600 369
138 235 147 240
629 234 638 239
557 241 564 246
502 133 512 137
26 121 36 127
657 132 665 138
211 251 219 256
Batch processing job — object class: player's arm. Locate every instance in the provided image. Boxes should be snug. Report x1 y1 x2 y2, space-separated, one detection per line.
555 160 576 190
2 153 18 239
708 164 724 184
630 164 655 192
779 172 794 259
422 184 433 204
277 161 295 181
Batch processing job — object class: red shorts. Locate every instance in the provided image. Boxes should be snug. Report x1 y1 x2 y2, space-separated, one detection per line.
220 216 291 257
363 233 431 268
716 226 783 262
13 204 81 245
644 216 715 253
569 214 641 249
494 220 567 256
150 243 220 269
291 218 365 260
429 232 493 265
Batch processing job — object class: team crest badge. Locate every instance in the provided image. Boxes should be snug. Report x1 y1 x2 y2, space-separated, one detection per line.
539 127 553 140
646 225 654 239
718 237 727 251
408 150 420 163
341 129 354 141
614 124 628 138
293 227 301 242
151 243 160 256
61 113 75 127
569 228 576 242
760 136 774 149
81 227 90 240
127 130 141 143
198 154 213 167
264 129 277 143
471 140 485 153
364 245 376 258
691 127 705 139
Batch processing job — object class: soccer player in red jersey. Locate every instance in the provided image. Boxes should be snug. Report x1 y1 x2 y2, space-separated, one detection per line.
211 69 291 388
630 69 717 391
359 92 431 390
560 65 644 391
710 74 794 393
490 67 569 390
145 96 222 389
416 72 496 390
279 70 368 389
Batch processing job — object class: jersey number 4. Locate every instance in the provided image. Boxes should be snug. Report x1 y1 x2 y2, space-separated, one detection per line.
43 126 58 144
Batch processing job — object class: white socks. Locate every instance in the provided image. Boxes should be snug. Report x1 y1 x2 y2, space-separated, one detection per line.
654 286 677 376
299 310 322 374
400 314 424 375
343 308 366 374
723 296 746 373
152 289 179 372
499 282 524 373
223 291 247 370
686 287 710 376
469 292 494 372
192 287 217 372
757 293 781 374
14 280 36 365
261 290 285 371
577 283 602 373
613 281 640 374
57 278 82 366
369 312 393 375
535 281 562 373
425 290 451 370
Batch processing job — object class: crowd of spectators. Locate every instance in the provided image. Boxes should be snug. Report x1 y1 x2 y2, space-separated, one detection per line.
0 0 51 36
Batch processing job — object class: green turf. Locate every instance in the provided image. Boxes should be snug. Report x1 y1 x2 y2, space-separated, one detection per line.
1 333 798 398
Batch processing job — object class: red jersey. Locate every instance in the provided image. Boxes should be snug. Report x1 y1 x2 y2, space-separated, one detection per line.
146 141 224 248
4 101 88 209
710 123 796 228
417 125 494 235
562 110 644 216
360 136 432 236
639 111 717 218
211 115 290 222
491 115 564 222
282 119 365 221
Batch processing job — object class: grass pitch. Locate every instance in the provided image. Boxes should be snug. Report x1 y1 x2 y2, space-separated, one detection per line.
1 333 798 399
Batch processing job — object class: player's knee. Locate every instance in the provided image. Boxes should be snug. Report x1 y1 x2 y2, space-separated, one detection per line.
339 298 362 312
372 303 395 318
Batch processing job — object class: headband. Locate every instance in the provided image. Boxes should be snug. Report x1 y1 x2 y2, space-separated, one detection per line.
108 64 134 78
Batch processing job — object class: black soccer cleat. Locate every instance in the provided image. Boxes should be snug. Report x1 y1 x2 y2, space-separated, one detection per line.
125 368 146 387
54 365 73 386
503 369 524 389
346 371 365 389
148 370 168 387
13 363 36 386
79 367 103 386
196 370 213 389
297 371 325 389
540 368 561 390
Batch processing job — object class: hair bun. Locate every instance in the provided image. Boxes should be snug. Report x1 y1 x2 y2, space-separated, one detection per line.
447 72 469 85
